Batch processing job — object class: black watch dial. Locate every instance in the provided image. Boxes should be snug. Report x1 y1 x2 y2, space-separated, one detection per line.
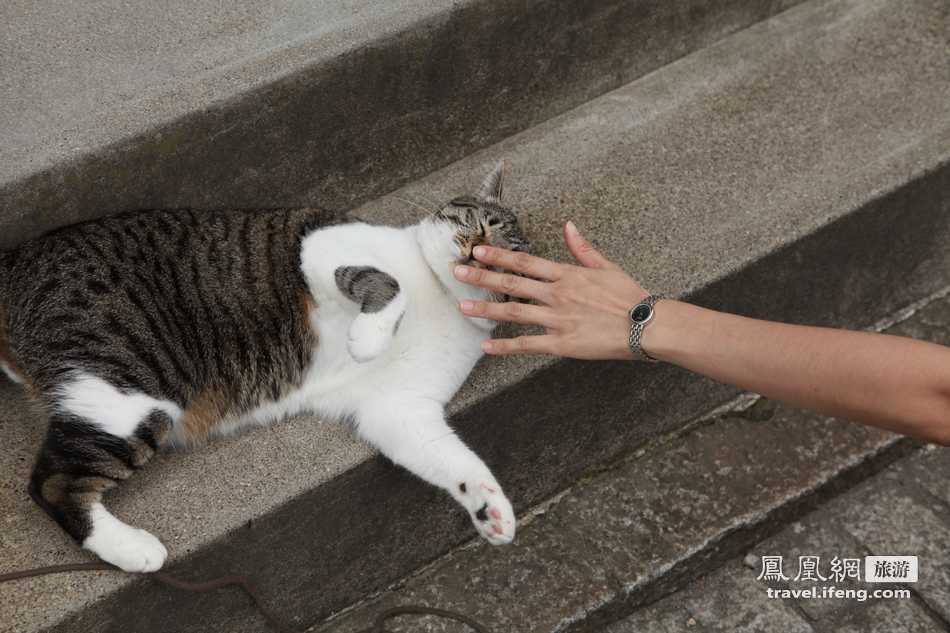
631 303 652 323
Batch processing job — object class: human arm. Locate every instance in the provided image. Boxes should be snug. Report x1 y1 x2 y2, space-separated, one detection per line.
453 222 950 445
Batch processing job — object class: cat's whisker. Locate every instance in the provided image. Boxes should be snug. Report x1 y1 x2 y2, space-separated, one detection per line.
411 191 439 210
412 189 450 214
419 187 450 208
415 189 443 209
392 195 433 219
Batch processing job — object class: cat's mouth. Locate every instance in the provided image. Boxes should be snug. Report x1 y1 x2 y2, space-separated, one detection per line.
457 242 489 268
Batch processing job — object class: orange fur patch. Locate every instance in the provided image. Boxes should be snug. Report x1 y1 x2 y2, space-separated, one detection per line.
179 388 231 443
298 289 318 335
179 290 317 443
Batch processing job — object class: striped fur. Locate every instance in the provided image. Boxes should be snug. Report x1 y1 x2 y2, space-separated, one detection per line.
334 266 400 313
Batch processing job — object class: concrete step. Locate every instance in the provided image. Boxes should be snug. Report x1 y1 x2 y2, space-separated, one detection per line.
3 0 950 631
314 286 950 633
605 441 950 632
0 0 801 248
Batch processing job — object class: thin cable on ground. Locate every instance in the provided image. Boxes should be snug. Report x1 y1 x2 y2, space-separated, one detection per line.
0 562 488 633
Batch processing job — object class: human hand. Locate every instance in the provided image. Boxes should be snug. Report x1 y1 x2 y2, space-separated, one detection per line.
453 221 649 360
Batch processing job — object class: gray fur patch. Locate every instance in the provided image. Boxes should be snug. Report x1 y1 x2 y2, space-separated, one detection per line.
334 266 400 313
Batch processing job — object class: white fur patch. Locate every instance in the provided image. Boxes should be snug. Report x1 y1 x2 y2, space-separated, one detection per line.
83 502 167 572
347 291 408 362
58 373 182 438
293 220 518 546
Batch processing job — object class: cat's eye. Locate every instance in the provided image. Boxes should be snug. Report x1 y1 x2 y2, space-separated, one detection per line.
488 220 503 228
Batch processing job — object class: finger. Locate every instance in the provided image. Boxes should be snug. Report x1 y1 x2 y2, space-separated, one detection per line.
460 300 560 328
471 246 564 281
481 335 560 356
564 221 619 270
453 265 551 302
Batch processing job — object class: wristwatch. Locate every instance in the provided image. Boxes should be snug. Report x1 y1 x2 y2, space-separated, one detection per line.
628 295 663 362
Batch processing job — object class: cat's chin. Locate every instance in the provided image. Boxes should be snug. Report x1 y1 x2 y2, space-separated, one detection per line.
415 221 477 302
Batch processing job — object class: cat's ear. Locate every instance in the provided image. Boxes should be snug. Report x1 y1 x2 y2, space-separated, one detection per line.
476 160 505 204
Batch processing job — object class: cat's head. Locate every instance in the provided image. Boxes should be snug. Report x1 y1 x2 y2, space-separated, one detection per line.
417 161 530 307
430 161 530 262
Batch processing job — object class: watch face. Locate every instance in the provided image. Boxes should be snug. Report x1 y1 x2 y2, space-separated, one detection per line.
631 303 652 323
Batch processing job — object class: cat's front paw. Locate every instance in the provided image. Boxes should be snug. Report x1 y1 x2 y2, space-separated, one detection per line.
457 479 516 545
347 314 394 363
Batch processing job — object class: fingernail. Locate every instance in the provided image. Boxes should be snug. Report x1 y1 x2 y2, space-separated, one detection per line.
473 245 487 258
460 300 475 311
481 340 493 352
566 220 578 235
454 265 469 279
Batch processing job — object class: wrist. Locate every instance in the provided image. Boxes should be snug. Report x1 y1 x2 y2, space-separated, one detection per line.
639 299 693 363
626 294 663 361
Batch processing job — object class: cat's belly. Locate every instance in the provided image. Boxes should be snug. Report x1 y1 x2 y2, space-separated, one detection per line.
207 301 484 435
307 302 483 411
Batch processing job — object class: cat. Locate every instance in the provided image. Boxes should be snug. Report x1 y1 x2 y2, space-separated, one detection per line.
0 162 528 572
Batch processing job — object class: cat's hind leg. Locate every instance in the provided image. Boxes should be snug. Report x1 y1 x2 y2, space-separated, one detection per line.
29 375 179 572
334 266 407 363
355 398 515 544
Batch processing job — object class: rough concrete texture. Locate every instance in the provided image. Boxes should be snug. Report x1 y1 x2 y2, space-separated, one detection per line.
607 448 950 633
605 563 818 632
829 600 944 633
4 0 950 631
0 0 803 247
750 517 868 622
830 470 950 623
748 447 950 632
312 393 902 633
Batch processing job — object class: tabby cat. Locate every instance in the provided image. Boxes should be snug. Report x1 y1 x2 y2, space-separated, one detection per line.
1 163 526 572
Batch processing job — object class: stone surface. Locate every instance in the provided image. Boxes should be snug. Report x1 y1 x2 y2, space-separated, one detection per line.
313 404 900 633
607 468 950 633
0 0 803 248
604 601 697 633
679 562 813 633
830 463 950 623
606 561 818 633
603 449 950 633
751 517 868 621
3 0 950 631
894 446 950 509
827 600 943 633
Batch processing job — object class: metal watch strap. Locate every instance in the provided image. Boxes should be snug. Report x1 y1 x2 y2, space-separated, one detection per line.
628 294 663 362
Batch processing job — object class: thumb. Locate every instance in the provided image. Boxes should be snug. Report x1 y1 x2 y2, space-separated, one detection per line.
564 221 618 269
